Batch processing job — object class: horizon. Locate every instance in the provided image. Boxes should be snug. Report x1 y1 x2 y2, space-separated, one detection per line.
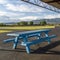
0 18 60 24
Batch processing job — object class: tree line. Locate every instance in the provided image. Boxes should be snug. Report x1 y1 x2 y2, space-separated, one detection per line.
17 20 47 26
0 20 47 26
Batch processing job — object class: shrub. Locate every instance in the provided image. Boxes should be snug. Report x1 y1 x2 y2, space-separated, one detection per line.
40 21 47 26
0 23 6 26
17 21 28 26
29 21 33 25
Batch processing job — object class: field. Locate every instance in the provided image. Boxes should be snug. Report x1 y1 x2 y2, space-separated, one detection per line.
0 26 55 33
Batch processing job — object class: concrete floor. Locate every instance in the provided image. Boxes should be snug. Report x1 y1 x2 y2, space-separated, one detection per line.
0 26 60 60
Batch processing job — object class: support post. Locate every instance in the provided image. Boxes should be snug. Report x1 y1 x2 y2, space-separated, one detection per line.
45 32 51 44
13 36 19 49
23 35 30 54
26 45 30 54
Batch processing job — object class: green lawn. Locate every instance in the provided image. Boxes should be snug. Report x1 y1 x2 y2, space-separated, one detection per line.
0 26 55 33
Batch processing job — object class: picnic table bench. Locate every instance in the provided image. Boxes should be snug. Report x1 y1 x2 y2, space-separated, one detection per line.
3 29 56 54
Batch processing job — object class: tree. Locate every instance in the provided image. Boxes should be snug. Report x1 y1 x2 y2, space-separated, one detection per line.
0 23 6 26
40 20 47 26
29 21 33 25
17 21 28 26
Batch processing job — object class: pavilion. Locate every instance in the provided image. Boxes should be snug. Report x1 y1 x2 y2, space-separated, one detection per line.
21 0 60 13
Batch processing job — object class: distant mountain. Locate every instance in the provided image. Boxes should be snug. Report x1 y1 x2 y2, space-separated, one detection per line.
0 15 60 24
46 18 60 24
0 16 21 23
32 19 44 24
31 18 60 24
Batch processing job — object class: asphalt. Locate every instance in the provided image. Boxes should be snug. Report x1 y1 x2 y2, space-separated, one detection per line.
0 26 60 60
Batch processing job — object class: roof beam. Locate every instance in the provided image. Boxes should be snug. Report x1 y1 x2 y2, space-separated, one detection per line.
21 0 60 13
45 0 60 3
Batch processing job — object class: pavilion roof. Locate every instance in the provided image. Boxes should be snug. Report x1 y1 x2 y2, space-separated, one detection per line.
41 0 60 9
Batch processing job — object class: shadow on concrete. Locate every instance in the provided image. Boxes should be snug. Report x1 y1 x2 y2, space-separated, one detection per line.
0 48 26 52
32 40 60 55
0 47 34 53
0 40 60 55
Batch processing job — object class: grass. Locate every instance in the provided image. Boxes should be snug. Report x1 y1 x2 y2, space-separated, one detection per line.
0 26 55 30
0 30 12 33
0 26 55 33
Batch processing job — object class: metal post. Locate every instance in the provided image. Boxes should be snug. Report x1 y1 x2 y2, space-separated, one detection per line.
13 36 19 49
45 32 51 44
23 35 30 54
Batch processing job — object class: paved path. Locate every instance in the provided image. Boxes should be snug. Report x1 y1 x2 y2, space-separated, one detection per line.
0 26 60 60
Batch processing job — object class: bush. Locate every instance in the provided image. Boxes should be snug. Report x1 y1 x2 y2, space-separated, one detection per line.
40 21 47 26
0 23 6 26
47 23 55 26
29 21 33 25
17 21 28 26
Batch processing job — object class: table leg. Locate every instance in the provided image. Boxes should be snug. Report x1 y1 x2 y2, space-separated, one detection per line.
13 37 19 49
26 45 30 54
23 35 30 54
45 32 51 44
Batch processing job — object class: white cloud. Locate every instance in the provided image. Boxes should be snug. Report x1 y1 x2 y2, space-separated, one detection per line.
19 14 60 21
7 13 25 19
0 0 7 4
56 14 60 18
19 5 43 12
44 15 56 19
44 14 60 19
0 11 7 16
0 0 60 23
19 16 40 21
5 4 18 11
5 3 44 12
0 10 25 18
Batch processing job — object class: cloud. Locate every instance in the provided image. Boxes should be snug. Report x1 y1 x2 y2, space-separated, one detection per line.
0 11 7 16
56 14 60 18
7 12 25 18
5 3 44 12
0 0 7 4
0 0 60 23
44 14 60 19
5 4 18 11
0 10 25 18
44 15 55 19
19 16 40 21
19 14 60 21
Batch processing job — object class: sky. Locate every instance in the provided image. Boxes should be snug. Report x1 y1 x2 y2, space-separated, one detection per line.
0 0 60 23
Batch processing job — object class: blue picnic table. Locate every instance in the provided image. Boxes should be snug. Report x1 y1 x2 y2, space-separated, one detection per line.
4 29 56 54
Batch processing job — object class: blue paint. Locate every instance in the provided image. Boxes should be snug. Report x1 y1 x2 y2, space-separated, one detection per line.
13 36 19 49
4 38 15 43
3 29 57 54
